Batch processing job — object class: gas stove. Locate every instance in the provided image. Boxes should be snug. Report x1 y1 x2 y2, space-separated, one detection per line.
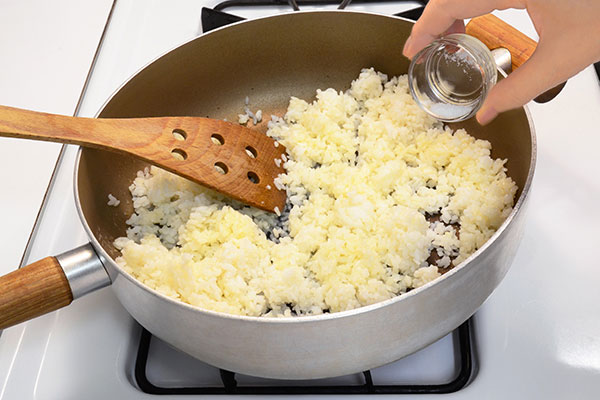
1 0 600 399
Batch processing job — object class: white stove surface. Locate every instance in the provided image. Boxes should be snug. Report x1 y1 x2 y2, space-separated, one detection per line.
0 0 114 274
2 0 600 399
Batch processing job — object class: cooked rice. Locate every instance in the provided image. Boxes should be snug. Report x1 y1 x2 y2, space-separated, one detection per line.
107 194 120 207
238 96 263 125
114 68 517 317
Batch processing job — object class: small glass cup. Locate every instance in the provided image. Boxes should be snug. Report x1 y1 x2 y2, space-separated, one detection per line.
408 33 497 122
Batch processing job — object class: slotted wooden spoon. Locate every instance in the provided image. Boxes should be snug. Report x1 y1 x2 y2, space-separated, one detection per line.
0 105 287 212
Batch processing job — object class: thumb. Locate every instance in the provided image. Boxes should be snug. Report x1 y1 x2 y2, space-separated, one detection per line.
476 44 558 125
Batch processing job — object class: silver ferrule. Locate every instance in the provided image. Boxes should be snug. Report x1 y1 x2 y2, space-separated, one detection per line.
492 48 512 75
56 243 111 300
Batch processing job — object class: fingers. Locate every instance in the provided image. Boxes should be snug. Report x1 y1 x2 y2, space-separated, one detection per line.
476 42 561 124
445 19 467 35
403 0 526 59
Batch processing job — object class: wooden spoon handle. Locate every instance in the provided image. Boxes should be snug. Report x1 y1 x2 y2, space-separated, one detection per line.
0 104 161 150
465 14 536 71
0 257 73 330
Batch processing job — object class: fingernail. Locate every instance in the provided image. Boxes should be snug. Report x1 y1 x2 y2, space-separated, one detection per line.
476 105 498 125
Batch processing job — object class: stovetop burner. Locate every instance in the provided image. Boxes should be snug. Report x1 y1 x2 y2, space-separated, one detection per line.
134 320 472 395
201 0 427 32
212 0 426 12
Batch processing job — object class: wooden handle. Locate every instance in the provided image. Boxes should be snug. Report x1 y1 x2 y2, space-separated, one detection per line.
0 257 73 329
0 105 161 149
466 14 537 71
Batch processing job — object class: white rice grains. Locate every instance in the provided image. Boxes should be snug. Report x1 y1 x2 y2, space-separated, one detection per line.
107 194 120 207
113 68 517 318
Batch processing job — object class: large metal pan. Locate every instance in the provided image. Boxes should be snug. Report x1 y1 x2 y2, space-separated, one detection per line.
0 11 535 379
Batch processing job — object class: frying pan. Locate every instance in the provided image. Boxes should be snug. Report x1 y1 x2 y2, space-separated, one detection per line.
0 11 535 379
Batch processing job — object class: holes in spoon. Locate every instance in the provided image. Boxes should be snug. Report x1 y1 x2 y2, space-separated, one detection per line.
247 171 259 184
214 162 228 175
245 146 257 159
171 148 187 160
211 133 224 145
172 129 187 141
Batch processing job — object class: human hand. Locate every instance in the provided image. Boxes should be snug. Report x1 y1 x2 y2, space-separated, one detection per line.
403 0 600 125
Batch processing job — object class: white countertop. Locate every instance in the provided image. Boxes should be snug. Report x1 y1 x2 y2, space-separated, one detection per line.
0 0 114 272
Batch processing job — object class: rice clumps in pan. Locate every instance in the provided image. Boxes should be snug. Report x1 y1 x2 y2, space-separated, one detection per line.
114 68 517 317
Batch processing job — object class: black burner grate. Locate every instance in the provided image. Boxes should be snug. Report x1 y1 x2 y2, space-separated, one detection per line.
211 0 427 12
134 319 472 395
201 0 427 32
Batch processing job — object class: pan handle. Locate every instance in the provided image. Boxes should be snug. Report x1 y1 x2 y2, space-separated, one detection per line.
466 14 535 72
465 14 566 103
0 243 110 330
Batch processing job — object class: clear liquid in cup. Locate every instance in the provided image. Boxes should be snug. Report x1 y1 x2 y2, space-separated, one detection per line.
408 34 497 122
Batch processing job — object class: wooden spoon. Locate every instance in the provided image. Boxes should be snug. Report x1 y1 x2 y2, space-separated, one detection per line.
0 105 287 213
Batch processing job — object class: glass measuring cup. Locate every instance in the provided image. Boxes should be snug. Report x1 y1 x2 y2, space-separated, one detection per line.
408 33 497 122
